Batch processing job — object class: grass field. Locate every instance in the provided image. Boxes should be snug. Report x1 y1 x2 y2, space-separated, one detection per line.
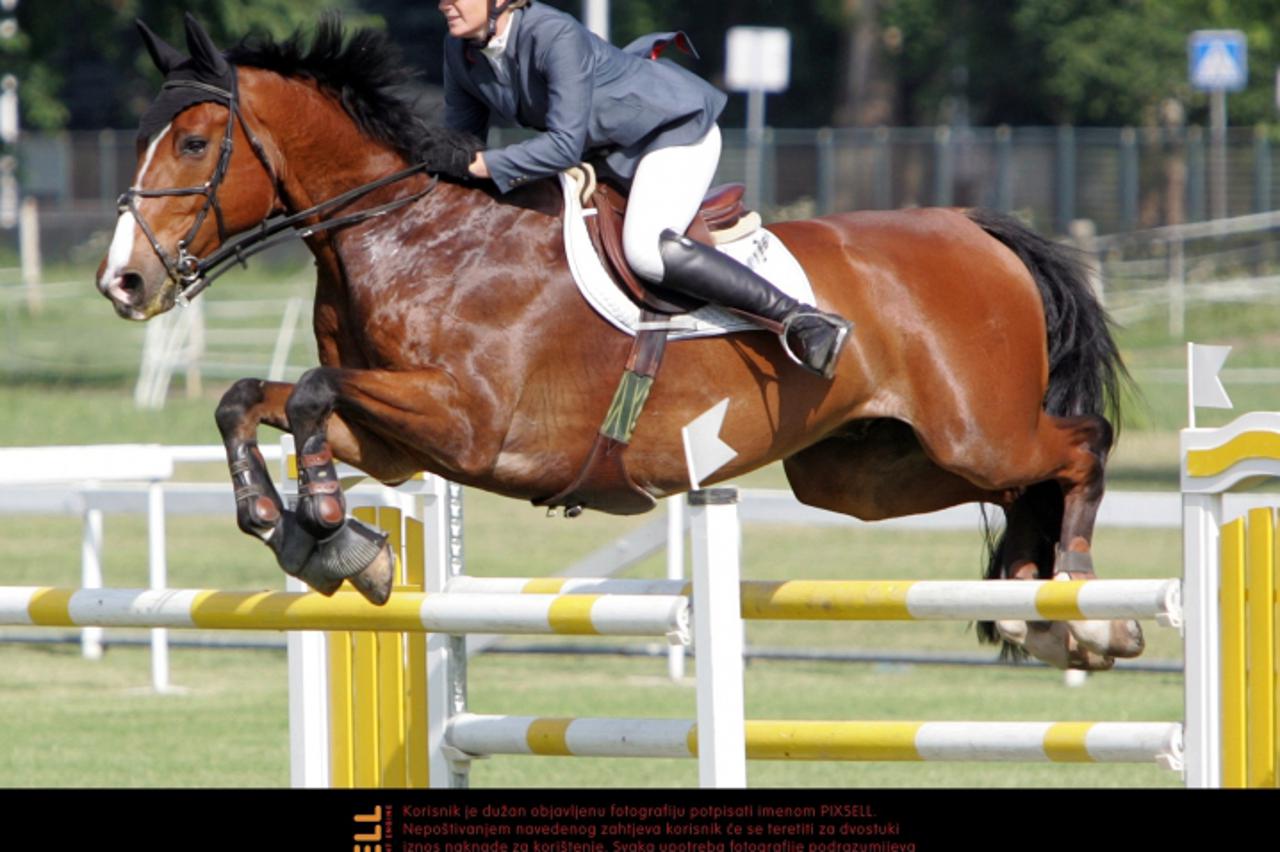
0 259 1271 788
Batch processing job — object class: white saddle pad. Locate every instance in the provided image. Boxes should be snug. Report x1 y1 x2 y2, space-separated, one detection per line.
558 171 816 340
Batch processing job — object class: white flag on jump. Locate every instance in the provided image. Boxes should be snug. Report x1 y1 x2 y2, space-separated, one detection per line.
681 398 737 490
1188 343 1233 411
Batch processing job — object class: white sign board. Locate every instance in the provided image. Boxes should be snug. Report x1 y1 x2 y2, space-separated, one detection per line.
725 26 790 93
1189 30 1247 92
1 75 17 146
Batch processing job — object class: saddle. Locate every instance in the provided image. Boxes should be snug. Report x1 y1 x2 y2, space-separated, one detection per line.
580 171 759 315
534 169 762 518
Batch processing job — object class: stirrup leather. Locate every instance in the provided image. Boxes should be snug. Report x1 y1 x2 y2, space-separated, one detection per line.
779 312 852 380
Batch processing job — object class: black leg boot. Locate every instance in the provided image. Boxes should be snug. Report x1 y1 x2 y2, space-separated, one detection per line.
657 230 852 379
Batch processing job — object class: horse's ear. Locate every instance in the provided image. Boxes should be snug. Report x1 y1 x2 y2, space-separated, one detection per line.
183 12 230 77
136 19 185 74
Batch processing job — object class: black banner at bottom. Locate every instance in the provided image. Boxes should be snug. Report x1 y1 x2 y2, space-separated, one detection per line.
0 787 1270 849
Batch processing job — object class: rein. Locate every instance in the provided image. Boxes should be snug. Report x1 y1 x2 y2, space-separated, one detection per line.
121 73 438 305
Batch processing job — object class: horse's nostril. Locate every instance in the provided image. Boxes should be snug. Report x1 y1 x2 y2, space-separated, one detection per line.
120 271 145 298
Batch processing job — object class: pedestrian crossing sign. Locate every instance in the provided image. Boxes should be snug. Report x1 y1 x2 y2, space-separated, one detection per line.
1189 30 1247 92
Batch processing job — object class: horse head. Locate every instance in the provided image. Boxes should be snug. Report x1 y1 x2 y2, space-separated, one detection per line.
97 14 280 320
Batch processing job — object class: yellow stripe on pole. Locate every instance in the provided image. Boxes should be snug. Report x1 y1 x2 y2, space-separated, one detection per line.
1043 722 1096 762
405 518 425 588
526 719 575 755
740 581 915 620
523 578 568 595
1246 508 1277 788
1221 516 1248 788
1275 515 1280 789
740 721 924 761
404 516 429 788
1186 432 1280 478
352 632 380 787
327 632 354 788
1034 581 1088 621
378 507 404 584
547 595 601 635
377 631 407 787
27 587 74 626
188 590 427 632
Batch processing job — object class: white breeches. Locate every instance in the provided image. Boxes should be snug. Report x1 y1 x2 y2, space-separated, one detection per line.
622 124 723 283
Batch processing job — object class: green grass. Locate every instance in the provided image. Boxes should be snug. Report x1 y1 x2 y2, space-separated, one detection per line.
0 644 289 787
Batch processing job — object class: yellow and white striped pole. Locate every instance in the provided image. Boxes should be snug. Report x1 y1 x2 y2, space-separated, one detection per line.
446 576 1182 624
447 714 1185 766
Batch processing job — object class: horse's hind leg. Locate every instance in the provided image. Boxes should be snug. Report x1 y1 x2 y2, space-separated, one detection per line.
987 414 1143 670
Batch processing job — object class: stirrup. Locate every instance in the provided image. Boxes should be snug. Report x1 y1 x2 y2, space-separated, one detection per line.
779 312 852 380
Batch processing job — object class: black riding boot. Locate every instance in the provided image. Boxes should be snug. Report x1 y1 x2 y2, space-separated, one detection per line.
657 230 852 379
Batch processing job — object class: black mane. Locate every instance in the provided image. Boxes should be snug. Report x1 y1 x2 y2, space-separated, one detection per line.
226 15 479 172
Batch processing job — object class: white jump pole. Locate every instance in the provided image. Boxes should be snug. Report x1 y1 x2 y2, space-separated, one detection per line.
666 493 686 680
79 504 104 660
147 481 169 692
688 487 747 788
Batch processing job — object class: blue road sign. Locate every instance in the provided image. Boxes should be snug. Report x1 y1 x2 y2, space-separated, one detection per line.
1189 30 1247 92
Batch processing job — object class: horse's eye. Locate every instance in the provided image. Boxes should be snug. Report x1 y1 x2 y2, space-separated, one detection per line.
182 137 209 156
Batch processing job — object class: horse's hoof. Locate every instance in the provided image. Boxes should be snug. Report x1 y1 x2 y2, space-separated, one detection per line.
1070 618 1144 659
999 620 1114 671
346 539 396 606
293 518 393 603
995 618 1029 646
267 510 339 593
298 571 345 597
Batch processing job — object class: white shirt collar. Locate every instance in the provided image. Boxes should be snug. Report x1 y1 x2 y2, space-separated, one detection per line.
479 9 518 61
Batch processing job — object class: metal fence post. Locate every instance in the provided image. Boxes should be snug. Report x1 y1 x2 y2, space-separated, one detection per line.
98 129 117 205
874 126 892 209
816 127 835 215
762 126 776 213
1188 126 1206 222
1056 125 1076 234
995 125 1012 212
933 126 953 206
1253 125 1270 214
1120 127 1139 231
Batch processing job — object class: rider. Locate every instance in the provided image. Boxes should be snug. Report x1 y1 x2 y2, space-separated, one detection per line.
440 0 852 379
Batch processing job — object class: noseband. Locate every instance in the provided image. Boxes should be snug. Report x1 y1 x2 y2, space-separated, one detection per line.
121 71 437 304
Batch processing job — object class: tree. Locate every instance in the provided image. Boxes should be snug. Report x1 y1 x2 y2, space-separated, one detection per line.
12 0 368 130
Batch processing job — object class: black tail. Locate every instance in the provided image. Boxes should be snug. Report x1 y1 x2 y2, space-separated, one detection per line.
965 209 1128 655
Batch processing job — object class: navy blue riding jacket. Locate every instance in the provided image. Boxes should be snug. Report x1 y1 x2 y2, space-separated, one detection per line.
442 3 727 194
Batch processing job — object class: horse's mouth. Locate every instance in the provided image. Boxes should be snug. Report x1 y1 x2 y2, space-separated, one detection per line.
101 269 178 320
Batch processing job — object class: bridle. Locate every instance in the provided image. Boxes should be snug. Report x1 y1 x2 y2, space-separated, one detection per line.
120 71 438 305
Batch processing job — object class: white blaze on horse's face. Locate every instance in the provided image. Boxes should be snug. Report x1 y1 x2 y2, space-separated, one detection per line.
97 123 171 318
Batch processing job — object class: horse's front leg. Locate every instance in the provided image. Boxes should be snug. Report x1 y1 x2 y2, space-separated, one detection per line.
220 364 507 605
279 367 397 604
215 376 394 601
214 378 330 590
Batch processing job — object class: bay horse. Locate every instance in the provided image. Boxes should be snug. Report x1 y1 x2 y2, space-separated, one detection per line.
97 15 1140 670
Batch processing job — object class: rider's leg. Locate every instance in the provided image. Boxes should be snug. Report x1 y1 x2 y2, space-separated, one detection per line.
622 125 852 379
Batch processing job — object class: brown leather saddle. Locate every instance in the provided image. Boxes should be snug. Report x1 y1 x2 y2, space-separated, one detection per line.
585 179 751 314
533 176 759 518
